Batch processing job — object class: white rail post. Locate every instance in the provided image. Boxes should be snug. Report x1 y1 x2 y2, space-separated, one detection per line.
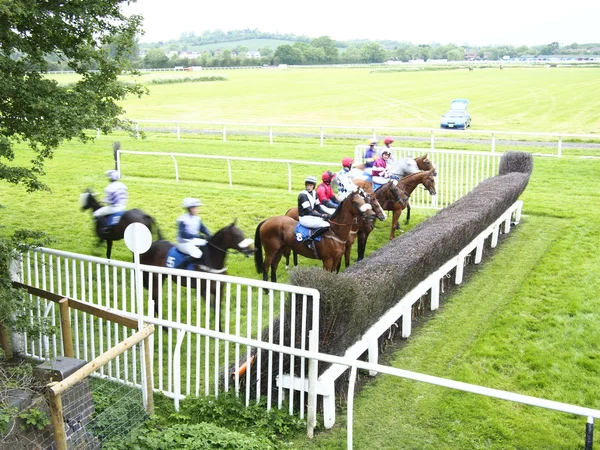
135 122 139 139
222 124 227 142
306 330 318 438
176 122 180 140
430 130 435 151
320 127 324 147
491 133 496 153
269 126 273 145
372 129 377 141
227 159 233 188
173 329 186 411
558 135 562 158
287 163 292 193
170 155 179 183
346 365 358 450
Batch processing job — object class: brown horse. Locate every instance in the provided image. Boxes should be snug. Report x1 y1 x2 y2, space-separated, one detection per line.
80 189 163 259
353 169 437 239
139 220 255 316
357 154 434 224
283 188 389 270
254 191 376 283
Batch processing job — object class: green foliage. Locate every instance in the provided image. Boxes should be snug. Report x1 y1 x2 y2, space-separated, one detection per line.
0 0 147 192
0 229 54 346
17 407 49 431
148 76 228 85
101 392 304 449
0 406 17 436
176 392 305 441
88 379 148 442
105 422 276 450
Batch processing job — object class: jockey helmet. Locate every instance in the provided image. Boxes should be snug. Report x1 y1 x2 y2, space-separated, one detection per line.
342 157 354 168
384 136 394 145
182 197 202 209
304 175 317 185
382 150 392 156
321 170 336 183
368 138 378 146
106 170 120 181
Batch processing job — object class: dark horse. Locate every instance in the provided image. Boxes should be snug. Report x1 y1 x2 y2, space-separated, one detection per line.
139 220 255 316
80 189 163 259
284 184 398 269
254 191 376 284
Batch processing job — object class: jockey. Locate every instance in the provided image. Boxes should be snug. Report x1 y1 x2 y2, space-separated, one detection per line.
364 139 378 169
93 170 128 229
336 157 358 200
176 197 212 261
383 136 395 148
298 175 330 250
372 150 393 190
316 170 340 214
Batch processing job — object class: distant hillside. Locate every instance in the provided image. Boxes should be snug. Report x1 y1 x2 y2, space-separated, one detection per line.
143 38 296 53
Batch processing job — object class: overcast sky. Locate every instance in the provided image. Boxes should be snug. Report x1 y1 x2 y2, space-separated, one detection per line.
122 0 599 47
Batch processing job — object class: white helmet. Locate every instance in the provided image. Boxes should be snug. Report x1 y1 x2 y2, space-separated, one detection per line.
304 175 317 185
182 197 202 209
106 170 120 181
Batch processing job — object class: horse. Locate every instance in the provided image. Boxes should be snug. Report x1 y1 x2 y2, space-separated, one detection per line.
283 188 389 270
80 189 163 259
139 220 255 317
387 154 434 224
254 191 376 284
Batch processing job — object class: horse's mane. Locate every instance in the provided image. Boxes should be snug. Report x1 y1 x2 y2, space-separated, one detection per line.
330 191 357 221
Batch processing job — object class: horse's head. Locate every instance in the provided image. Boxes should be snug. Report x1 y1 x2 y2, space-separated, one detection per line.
365 193 387 221
79 189 97 211
415 154 434 172
421 169 437 195
214 220 255 257
347 191 376 222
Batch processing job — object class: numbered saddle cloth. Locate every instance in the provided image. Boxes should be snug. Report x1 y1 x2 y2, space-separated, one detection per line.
166 247 196 270
294 224 324 243
106 210 126 227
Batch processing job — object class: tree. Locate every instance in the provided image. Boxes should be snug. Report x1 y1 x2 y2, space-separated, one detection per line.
446 49 465 61
311 36 339 63
0 0 146 358
359 43 387 63
0 0 146 193
144 48 169 68
273 45 303 65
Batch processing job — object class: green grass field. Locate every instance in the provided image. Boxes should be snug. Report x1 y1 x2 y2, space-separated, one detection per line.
4 66 600 449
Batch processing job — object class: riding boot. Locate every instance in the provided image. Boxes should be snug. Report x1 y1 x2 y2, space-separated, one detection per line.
304 227 329 250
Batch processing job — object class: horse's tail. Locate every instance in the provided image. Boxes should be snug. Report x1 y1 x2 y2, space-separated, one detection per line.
254 220 266 274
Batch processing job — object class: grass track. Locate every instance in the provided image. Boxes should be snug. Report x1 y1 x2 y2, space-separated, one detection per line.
4 66 600 448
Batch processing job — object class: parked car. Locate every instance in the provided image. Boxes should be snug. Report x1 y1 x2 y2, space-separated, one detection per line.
440 98 471 129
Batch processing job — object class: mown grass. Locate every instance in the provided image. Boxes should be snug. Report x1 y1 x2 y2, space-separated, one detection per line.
3 66 600 448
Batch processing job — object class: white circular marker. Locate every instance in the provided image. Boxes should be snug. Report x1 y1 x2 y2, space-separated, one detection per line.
124 223 152 254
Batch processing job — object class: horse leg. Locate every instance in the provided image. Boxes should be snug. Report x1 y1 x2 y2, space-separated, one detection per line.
270 248 286 283
106 240 113 259
405 203 411 224
344 241 352 268
357 230 369 261
390 210 401 240
284 247 291 270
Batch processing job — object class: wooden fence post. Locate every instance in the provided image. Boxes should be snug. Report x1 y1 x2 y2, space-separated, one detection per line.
47 382 67 450
58 298 74 358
